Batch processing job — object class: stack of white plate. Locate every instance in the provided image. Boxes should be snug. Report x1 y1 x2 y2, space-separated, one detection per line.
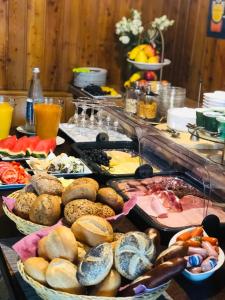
203 91 225 108
73 67 107 88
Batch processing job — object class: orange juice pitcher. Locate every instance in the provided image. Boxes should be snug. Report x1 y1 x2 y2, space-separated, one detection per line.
34 98 63 139
0 97 14 139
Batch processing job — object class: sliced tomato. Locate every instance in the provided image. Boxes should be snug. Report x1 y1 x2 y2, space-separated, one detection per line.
1 167 18 184
0 162 12 176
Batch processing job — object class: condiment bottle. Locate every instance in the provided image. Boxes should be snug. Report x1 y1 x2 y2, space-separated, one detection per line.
25 67 43 132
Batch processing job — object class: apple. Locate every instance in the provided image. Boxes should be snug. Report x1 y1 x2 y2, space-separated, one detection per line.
144 45 156 58
144 71 157 81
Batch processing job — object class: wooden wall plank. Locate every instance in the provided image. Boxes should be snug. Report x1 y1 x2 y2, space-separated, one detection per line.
0 0 8 89
42 0 64 90
7 0 27 89
26 0 46 88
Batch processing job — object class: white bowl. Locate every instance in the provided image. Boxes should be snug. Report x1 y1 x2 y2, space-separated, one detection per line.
167 107 196 132
169 227 225 282
127 58 171 70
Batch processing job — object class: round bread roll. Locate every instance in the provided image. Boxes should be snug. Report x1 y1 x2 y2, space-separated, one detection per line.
37 236 48 260
24 257 49 284
64 199 97 225
30 174 63 196
98 204 116 218
115 231 156 280
64 200 115 226
77 243 113 286
29 194 61 226
71 215 113 247
46 258 84 294
97 187 124 212
62 183 96 205
45 226 78 262
89 269 121 297
14 192 37 219
71 177 99 191
77 241 90 262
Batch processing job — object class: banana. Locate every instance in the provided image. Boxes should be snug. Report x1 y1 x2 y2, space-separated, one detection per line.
129 71 142 82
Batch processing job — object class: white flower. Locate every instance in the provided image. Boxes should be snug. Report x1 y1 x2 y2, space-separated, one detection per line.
119 35 130 44
132 9 141 20
138 26 144 33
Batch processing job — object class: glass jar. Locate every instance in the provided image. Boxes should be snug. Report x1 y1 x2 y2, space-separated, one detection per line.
125 87 138 114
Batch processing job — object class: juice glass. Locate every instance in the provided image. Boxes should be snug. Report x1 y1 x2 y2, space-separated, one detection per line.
0 97 14 139
34 98 63 139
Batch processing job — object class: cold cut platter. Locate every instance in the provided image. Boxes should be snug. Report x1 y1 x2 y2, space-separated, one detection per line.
109 174 225 231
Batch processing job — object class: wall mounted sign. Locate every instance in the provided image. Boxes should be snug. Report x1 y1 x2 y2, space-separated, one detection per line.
207 0 225 38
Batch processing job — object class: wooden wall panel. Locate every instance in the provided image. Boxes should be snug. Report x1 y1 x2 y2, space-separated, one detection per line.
26 0 46 87
7 0 27 89
0 0 224 101
0 0 8 88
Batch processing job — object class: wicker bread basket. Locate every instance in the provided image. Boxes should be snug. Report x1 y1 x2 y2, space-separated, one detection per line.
3 191 46 235
17 260 170 300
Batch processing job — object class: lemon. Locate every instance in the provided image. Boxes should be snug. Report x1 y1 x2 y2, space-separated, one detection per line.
135 50 148 63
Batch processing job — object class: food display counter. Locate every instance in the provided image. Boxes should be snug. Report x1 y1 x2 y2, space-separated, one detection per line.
0 105 225 300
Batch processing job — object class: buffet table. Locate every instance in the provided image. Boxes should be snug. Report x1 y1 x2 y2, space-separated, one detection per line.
0 128 225 300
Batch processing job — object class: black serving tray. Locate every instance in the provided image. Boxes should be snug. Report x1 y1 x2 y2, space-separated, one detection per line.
107 171 225 233
71 141 145 178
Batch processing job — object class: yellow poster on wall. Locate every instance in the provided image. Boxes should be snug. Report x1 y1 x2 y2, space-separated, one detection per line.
208 0 225 38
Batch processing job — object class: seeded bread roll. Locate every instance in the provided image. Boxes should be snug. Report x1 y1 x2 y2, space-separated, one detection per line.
92 202 115 218
89 269 121 297
77 243 113 286
24 257 49 284
71 215 113 247
46 258 84 294
97 187 124 212
115 231 156 280
14 192 37 219
70 178 99 191
29 194 61 226
30 174 63 196
64 199 97 225
45 226 78 262
64 200 115 225
62 183 96 205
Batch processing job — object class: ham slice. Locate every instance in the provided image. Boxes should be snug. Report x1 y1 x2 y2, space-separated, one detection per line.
150 194 168 218
136 195 168 218
159 190 183 212
180 195 211 210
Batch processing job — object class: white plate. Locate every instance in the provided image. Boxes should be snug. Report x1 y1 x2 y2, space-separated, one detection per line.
56 136 65 146
26 157 92 176
127 58 171 70
16 126 35 136
59 123 132 142
203 98 225 105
